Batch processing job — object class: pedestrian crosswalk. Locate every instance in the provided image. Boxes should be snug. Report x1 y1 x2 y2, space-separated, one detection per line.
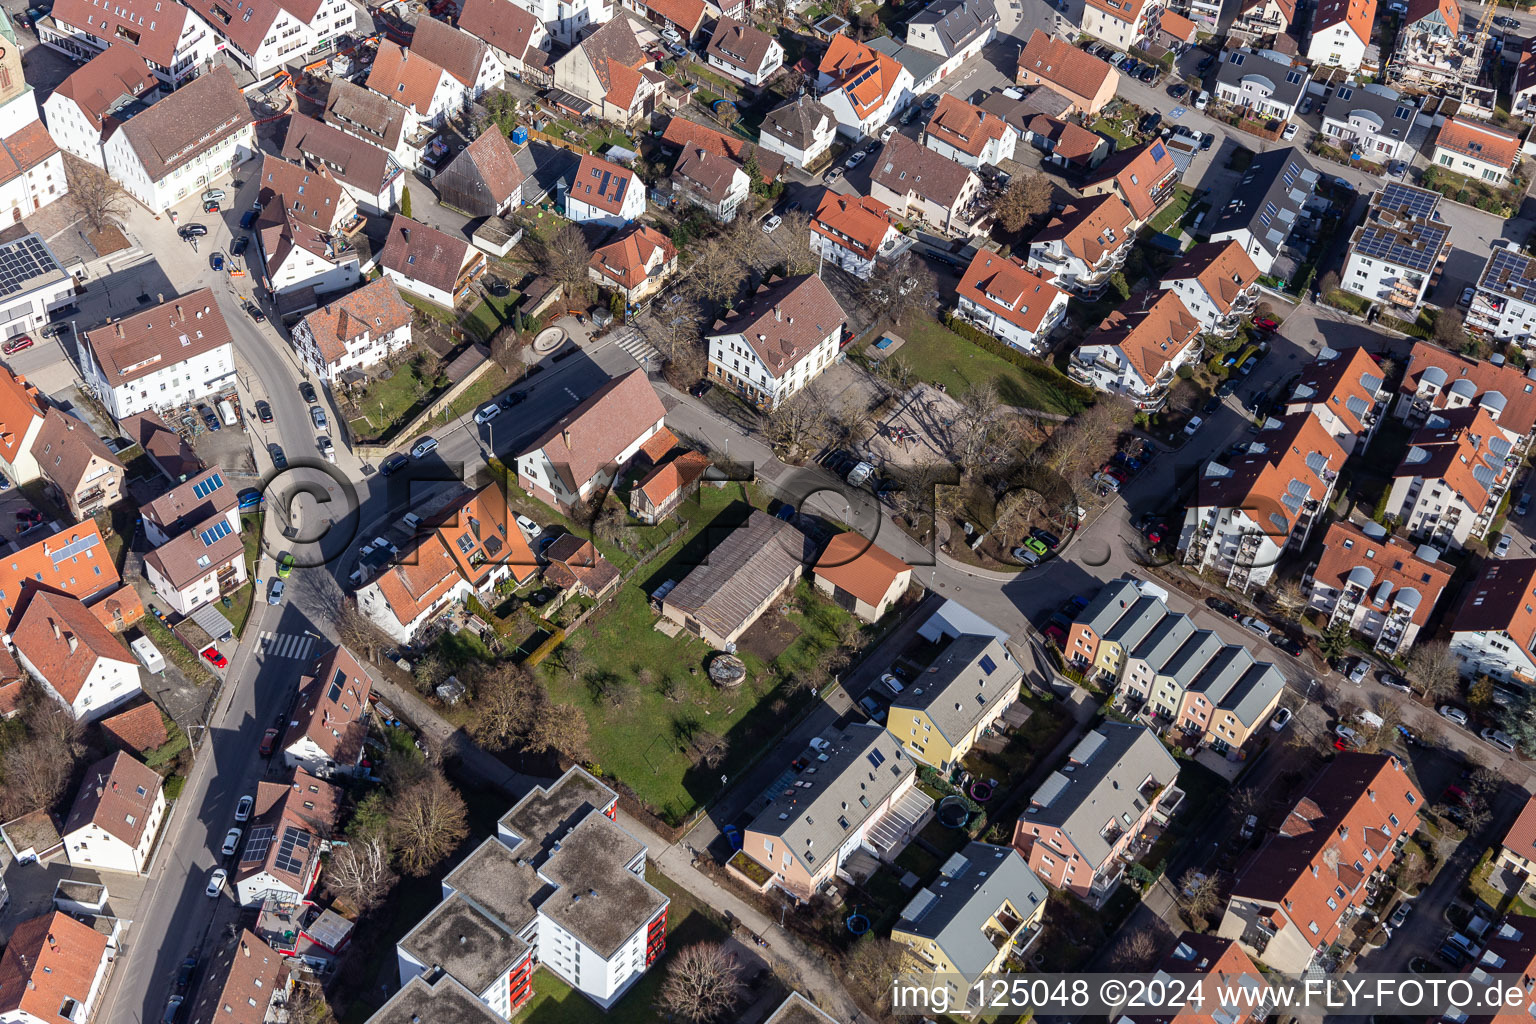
258 631 318 660
612 327 660 366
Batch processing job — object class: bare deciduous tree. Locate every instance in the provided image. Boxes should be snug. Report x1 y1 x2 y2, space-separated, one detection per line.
1 737 72 817
1179 869 1221 928
690 730 727 769
1406 641 1461 702
991 171 1054 233
64 154 130 233
282 976 338 1024
469 663 539 750
526 701 591 760
1110 929 1163 970
774 211 818 275
686 235 749 308
326 834 397 913
841 937 915 1014
1045 397 1133 481
541 223 594 302
766 384 830 459
388 771 470 877
336 602 392 662
1269 578 1308 624
658 942 742 1023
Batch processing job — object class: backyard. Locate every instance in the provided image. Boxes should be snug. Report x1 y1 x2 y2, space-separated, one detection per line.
535 483 854 825
893 318 1088 416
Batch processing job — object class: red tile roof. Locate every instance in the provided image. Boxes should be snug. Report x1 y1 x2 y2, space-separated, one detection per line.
367 41 451 115
814 532 911 608
51 45 158 131
925 92 1012 159
1402 341 1536 440
636 449 711 509
1032 193 1135 266
11 590 134 703
50 0 191 67
1284 346 1386 437
430 482 537 586
283 645 374 767
298 277 415 368
407 15 489 87
1194 411 1345 541
660 117 784 183
543 534 620 594
1506 797 1536 864
1450 556 1536 643
1088 290 1202 386
62 750 161 848
380 214 471 295
1311 521 1449 628
99 701 170 754
589 225 676 290
643 0 707 31
373 533 463 628
1393 405 1511 514
958 251 1066 336
1164 240 1260 314
1084 139 1179 221
1231 753 1419 951
83 289 233 386
0 521 120 628
811 191 895 261
457 0 542 61
0 912 109 1021
819 35 905 119
569 155 638 216
1312 0 1376 44
518 369 666 494
1437 116 1521 170
1157 9 1198 39
1122 934 1268 1024
1016 30 1115 107
1085 0 1145 25
0 364 44 468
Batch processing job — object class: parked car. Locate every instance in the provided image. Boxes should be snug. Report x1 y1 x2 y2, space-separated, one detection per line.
1253 316 1280 331
515 514 542 538
411 436 438 458
255 400 272 423
2 335 32 355
268 444 287 469
1031 527 1062 549
199 405 220 431
1024 537 1049 556
1483 728 1517 754
209 252 224 271
1496 14 1519 27
1195 89 1210 110
1269 635 1304 657
235 795 253 821
1496 534 1514 557
310 405 327 430
1241 616 1272 638
879 672 905 694
1183 416 1204 436
259 728 279 757
1168 83 1187 99
1270 707 1293 731
179 223 208 239
205 869 226 898
267 578 285 605
1440 705 1470 727
299 381 317 403
221 828 242 857
1346 658 1369 685
1379 672 1412 693
761 214 782 233
1518 493 1531 516
1389 902 1411 929
1281 122 1299 141
230 236 249 258
278 553 294 578
240 209 258 230
175 957 197 992
858 695 886 721
474 403 501 425
379 453 408 476
845 151 866 169
201 645 227 669
1011 545 1041 565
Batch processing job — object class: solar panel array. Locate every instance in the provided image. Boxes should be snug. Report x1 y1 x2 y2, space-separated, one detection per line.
1485 246 1536 301
199 520 232 547
1379 182 1437 220
244 825 275 865
274 826 311 876
0 236 62 300
192 472 225 500
49 533 99 567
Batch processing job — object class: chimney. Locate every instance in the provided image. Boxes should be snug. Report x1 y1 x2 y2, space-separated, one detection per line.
562 428 572 449
114 323 124 338
402 227 411 243
67 634 77 654
50 618 59 640
157 292 164 303
173 304 183 323
774 306 782 321
241 940 250 958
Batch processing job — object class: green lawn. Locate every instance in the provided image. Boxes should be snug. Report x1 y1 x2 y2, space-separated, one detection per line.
347 358 433 436
895 318 1087 415
518 865 744 1024
439 364 514 424
140 613 213 686
1147 185 1195 236
217 583 255 638
465 289 522 341
1090 116 1136 147
537 484 850 825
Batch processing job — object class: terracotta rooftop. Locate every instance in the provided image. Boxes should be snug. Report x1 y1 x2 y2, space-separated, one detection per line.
1016 29 1115 104
116 67 252 183
51 44 158 131
1083 138 1178 221
1032 193 1136 267
0 912 109 1021
1193 411 1345 543
814 532 910 608
380 214 470 295
1450 556 1536 643
660 116 783 183
367 41 452 115
0 521 120 627
517 369 666 496
569 154 637 216
10 589 133 702
1311 0 1375 44
925 92 1011 159
1088 290 1202 387
710 274 848 379
281 645 374 767
0 363 43 468
99 701 169 754
457 0 542 61
1437 116 1521 170
298 277 414 368
1311 520 1449 628
819 34 905 118
62 750 161 849
810 191 895 260
83 289 233 386
589 225 676 290
958 251 1065 336
1402 341 1536 440
407 15 488 87
1285 346 1386 438
1164 240 1260 314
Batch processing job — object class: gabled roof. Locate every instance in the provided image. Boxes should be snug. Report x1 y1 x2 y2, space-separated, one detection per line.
635 449 711 509
282 114 398 198
0 521 120 627
1210 146 1319 259
1021 114 1104 165
1163 239 1260 314
457 0 542 61
1436 116 1520 169
1393 405 1511 514
1451 557 1536 642
1085 290 1202 387
896 842 1045 979
256 153 346 235
819 35 906 118
1405 0 1458 32
122 410 202 483
709 274 848 380
442 124 523 206
925 92 1011 158
372 533 463 627
143 508 245 589
380 214 470 295
1404 342 1536 441
235 769 341 893
1311 520 1449 628
1025 723 1179 868
707 16 776 73
872 134 978 209
1031 193 1135 266
1216 49 1309 106
0 912 109 1021
430 482 537 586
51 0 191 66
1232 753 1418 950
660 117 783 183
589 225 676 289
543 534 620 594
569 154 637 215
1517 35 1536 97
1285 345 1386 437
673 145 745 203
892 634 1020 742
1122 934 1268 1024
957 251 1065 335
906 0 997 54
665 509 815 640
0 364 43 467
32 408 120 493
407 15 488 87
63 750 160 847
517 369 665 492
186 930 287 1024
761 95 835 151
1156 9 1198 39
1503 796 1536 862
324 79 408 151
99 701 169 754
282 645 374 766
1311 0 1374 43
367 41 452 115
187 0 283 57
51 44 157 131
814 531 910 607
1085 0 1144 25
1082 139 1178 221
640 0 707 31
116 67 252 183
84 288 233 384
811 191 895 260
1241 0 1296 20
11 590 134 703
298 277 414 367
1016 29 1114 103
1193 412 1345 540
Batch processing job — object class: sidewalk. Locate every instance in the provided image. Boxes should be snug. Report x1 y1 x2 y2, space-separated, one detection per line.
364 663 863 1021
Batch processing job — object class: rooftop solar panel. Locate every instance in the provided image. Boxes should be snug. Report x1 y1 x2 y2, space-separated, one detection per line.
274 826 312 876
49 533 99 567
1484 247 1536 301
243 824 275 866
0 236 63 300
191 472 225 500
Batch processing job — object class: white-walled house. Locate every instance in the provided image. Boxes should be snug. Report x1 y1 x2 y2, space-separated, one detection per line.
1449 558 1536 684
357 533 472 643
142 510 248 615
1158 240 1262 338
366 42 467 131
759 95 837 170
1069 291 1203 411
0 912 115 1024
706 275 849 411
1341 181 1451 316
1027 194 1136 297
42 45 158 170
280 645 374 779
809 191 904 279
62 751 165 874
102 67 255 213
565 154 645 226
1432 116 1521 184
924 93 1016 168
955 251 1069 356
506 0 611 44
78 289 236 421
9 590 141 722
515 369 667 512
706 18 783 86
254 156 361 300
408 17 503 102
1321 83 1420 161
41 0 217 89
292 278 415 385
1306 0 1374 69
458 0 551 83
187 0 353 80
379 214 485 308
817 35 913 138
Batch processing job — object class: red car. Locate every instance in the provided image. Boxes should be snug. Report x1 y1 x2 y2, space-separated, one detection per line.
201 645 227 669
1253 317 1280 332
259 727 279 757
1101 465 1129 484
1044 623 1067 644
3 335 33 355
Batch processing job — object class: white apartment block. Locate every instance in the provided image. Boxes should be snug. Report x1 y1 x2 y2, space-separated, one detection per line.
706 274 847 412
291 278 415 385
78 290 237 420
41 0 217 89
507 0 612 44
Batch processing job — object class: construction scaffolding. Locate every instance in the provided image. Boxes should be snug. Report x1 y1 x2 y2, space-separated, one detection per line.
1387 0 1499 114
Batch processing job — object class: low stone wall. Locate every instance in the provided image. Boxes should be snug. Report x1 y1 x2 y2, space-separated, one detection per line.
353 348 497 459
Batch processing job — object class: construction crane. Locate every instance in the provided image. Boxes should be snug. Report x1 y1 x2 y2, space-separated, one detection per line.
1468 0 1497 71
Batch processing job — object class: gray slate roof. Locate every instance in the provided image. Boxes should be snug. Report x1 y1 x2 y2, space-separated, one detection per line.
1024 723 1179 869
747 722 913 867
1209 146 1319 261
664 509 814 640
1215 50 1308 106
1321 82 1418 137
896 842 1047 979
891 635 1021 744
905 0 998 56
762 95 835 151
867 35 945 84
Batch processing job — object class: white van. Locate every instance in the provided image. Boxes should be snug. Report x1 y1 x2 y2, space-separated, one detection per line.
218 399 238 426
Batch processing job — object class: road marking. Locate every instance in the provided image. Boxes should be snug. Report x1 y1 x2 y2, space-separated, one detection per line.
257 631 317 660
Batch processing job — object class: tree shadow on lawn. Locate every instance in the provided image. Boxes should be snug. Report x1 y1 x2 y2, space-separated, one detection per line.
639 497 759 595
